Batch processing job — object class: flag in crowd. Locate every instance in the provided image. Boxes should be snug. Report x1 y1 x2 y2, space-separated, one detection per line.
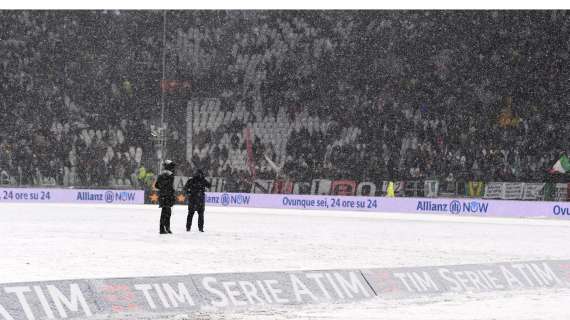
549 154 570 174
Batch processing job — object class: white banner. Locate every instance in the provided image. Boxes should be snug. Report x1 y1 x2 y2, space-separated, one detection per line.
555 183 569 201
0 170 12 185
251 179 272 193
424 180 439 198
173 176 226 192
311 179 332 195
173 176 188 191
503 182 525 200
209 177 226 192
522 183 545 200
293 181 311 194
484 182 505 199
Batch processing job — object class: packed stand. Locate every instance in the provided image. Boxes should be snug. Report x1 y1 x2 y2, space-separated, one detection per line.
0 11 166 188
1 10 569 190
178 11 569 185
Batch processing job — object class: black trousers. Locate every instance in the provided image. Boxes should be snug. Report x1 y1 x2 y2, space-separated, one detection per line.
159 207 172 233
187 203 205 231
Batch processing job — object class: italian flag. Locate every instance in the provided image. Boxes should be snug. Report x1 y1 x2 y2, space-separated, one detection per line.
550 155 570 174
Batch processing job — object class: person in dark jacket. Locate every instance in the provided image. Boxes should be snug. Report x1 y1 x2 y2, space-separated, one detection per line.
155 160 176 234
183 169 211 232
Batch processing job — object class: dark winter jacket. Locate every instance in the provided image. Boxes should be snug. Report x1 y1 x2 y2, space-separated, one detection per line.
155 170 175 208
183 174 211 206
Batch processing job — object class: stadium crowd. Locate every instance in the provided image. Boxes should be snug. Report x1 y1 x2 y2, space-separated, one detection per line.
0 10 569 190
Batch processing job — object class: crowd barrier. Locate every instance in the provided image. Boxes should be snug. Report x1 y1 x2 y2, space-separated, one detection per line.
0 188 145 204
1 186 568 219
3 178 569 202
163 176 570 201
1 260 568 319
155 192 569 219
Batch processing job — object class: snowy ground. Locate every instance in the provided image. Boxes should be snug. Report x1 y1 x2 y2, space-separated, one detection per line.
152 288 570 320
1 203 569 319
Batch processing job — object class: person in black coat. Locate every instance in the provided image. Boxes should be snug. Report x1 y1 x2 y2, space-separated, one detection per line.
183 169 211 232
155 160 176 234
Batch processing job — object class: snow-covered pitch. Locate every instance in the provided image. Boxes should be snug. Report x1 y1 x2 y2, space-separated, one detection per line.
1 202 569 319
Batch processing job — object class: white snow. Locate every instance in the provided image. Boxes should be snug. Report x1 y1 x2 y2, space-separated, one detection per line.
155 288 570 320
1 202 569 319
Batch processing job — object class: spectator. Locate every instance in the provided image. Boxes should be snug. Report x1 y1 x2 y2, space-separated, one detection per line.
2 10 569 190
